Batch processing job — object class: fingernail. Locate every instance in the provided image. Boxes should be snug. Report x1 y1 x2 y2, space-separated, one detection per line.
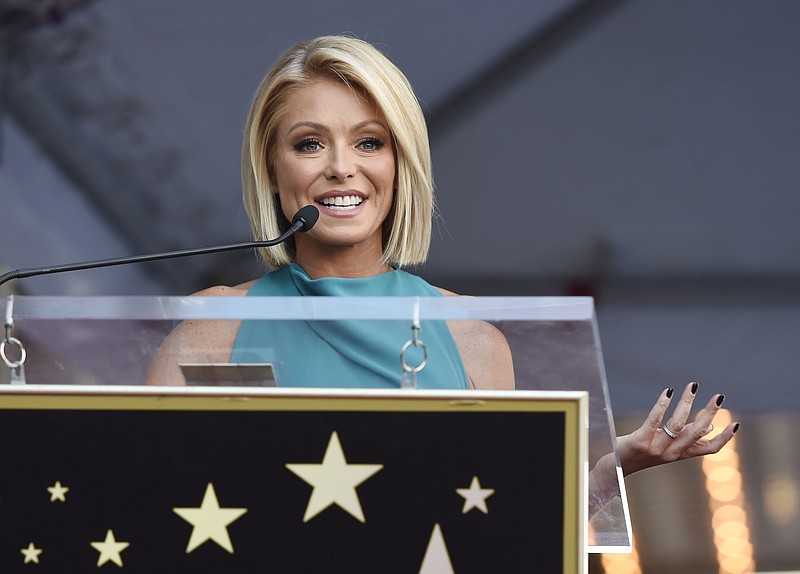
716 394 726 407
666 387 674 399
691 382 699 395
733 422 741 434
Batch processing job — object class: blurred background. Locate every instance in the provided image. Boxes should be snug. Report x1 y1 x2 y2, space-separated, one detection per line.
1 0 798 571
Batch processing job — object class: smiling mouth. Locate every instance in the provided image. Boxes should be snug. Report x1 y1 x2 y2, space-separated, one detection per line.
318 195 364 210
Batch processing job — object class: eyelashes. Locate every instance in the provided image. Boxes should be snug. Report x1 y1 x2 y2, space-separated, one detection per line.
293 137 322 152
291 137 386 153
356 137 386 151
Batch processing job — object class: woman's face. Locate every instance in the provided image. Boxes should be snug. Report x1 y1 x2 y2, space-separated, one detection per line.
272 77 396 256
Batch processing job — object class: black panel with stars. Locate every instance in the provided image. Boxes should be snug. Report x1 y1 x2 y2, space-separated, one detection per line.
0 390 582 573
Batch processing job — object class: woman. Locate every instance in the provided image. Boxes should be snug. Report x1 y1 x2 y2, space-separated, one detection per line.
148 35 512 391
146 36 737 498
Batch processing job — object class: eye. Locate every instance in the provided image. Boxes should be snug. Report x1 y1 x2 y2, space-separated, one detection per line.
293 138 322 152
357 137 385 152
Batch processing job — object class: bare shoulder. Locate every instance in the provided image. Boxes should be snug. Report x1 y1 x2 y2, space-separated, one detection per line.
435 287 515 390
145 281 255 385
193 280 256 297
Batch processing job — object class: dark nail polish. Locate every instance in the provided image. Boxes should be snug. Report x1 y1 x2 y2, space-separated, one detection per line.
716 394 726 407
666 387 674 399
690 382 699 395
733 422 741 434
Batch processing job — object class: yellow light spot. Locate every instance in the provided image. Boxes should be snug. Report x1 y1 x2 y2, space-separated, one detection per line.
764 473 798 526
707 466 740 485
719 554 755 574
700 409 754 573
601 550 642 574
712 504 746 527
718 537 751 557
710 481 742 503
714 521 749 543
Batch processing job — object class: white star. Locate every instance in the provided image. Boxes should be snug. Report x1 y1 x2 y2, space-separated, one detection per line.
90 529 129 567
47 481 69 502
286 431 383 523
456 476 495 514
173 483 248 553
20 542 42 564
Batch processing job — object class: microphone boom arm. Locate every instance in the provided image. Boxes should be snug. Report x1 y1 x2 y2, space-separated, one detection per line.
0 205 319 288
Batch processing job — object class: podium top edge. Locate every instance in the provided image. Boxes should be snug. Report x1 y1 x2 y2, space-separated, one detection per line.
2 295 595 321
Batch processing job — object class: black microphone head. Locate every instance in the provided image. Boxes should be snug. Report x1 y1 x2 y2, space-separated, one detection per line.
293 205 320 232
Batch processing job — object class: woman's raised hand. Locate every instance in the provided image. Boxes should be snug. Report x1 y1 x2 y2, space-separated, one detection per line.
616 382 740 476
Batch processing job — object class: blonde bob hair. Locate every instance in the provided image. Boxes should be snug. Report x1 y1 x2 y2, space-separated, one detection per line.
242 35 434 268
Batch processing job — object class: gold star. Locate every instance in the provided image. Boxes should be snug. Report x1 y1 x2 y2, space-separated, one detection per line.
286 431 383 523
47 481 69 502
90 529 130 567
419 524 454 574
20 542 42 564
456 476 495 514
173 483 248 553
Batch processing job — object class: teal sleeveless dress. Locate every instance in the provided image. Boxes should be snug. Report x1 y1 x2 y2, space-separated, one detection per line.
230 264 469 389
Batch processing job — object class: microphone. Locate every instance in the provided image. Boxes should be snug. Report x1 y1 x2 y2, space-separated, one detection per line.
0 205 320 288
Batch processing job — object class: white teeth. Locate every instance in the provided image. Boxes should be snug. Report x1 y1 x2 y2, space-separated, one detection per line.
319 195 363 210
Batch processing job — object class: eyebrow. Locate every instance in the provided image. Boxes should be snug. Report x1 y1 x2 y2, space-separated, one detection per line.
286 119 389 135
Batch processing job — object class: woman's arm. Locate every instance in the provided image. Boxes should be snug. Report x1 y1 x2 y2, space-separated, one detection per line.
144 285 249 386
437 288 515 390
144 318 241 386
589 382 738 518
448 319 515 390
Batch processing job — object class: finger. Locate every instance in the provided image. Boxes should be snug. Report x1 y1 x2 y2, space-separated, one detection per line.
664 381 699 435
687 393 727 439
670 394 727 450
677 420 715 438
683 422 740 458
641 387 675 440
667 394 733 458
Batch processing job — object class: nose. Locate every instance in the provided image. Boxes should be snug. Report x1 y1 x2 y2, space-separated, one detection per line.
324 144 355 181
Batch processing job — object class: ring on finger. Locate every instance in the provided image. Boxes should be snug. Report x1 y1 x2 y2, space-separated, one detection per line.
662 424 680 439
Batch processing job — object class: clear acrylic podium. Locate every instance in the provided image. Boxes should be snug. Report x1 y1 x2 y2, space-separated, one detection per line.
0 295 631 565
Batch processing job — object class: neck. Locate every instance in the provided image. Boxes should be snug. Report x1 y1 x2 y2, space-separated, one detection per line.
294 240 392 279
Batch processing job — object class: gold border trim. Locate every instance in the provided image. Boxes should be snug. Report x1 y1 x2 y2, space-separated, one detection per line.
1 385 587 571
